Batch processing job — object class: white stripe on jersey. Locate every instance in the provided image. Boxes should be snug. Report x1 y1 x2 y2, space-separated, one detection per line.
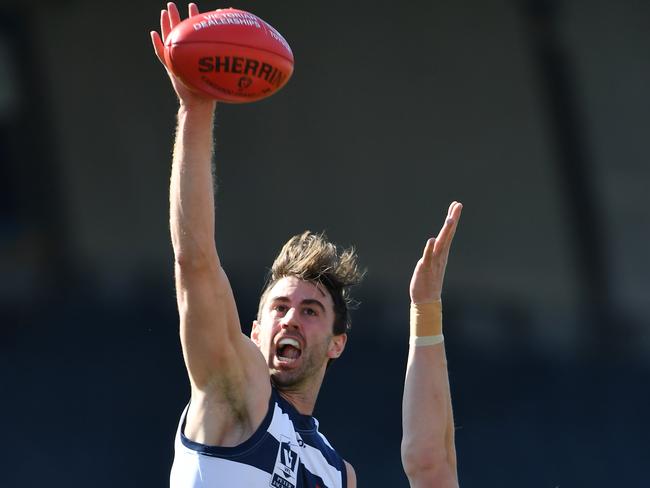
267 401 296 442
170 447 271 487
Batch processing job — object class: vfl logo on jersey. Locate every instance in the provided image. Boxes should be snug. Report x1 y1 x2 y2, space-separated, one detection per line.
271 436 299 488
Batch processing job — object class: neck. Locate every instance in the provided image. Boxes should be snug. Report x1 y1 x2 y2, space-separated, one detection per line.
273 367 326 415
276 386 319 415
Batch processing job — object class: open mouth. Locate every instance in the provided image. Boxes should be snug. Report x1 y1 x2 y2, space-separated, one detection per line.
276 337 302 362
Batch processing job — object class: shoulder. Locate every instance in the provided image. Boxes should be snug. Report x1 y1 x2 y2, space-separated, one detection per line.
344 460 356 488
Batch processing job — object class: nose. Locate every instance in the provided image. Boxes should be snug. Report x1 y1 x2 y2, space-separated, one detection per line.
279 307 300 330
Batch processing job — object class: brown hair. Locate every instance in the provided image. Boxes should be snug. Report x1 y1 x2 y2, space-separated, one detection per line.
257 231 365 335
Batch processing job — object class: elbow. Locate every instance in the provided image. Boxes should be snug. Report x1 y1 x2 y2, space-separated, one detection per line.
174 253 204 270
174 249 219 272
401 441 438 477
170 227 219 272
401 443 457 487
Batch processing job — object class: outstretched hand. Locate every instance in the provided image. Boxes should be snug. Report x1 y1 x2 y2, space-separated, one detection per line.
409 201 463 304
150 2 214 108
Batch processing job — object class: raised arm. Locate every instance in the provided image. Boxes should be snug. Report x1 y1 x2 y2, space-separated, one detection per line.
151 2 269 444
401 201 462 488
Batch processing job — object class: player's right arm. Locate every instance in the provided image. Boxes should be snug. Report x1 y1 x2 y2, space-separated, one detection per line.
151 2 270 445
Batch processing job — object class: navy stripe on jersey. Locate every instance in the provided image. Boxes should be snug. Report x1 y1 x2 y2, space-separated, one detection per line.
184 425 279 475
299 464 329 488
179 392 275 458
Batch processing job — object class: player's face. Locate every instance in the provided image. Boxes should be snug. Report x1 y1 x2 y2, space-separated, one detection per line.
251 276 346 389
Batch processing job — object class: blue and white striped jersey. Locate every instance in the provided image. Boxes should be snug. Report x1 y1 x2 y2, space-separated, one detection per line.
170 388 348 488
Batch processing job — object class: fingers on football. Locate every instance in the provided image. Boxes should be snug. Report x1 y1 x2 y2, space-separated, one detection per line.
168 2 181 26
160 3 196 42
151 31 164 63
160 9 171 41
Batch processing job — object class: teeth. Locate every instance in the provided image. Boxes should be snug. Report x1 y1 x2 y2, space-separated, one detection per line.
278 338 301 350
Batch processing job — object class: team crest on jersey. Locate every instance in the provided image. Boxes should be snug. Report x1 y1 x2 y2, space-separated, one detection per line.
271 436 300 488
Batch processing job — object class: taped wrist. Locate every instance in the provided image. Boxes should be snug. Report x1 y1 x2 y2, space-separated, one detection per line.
409 300 444 347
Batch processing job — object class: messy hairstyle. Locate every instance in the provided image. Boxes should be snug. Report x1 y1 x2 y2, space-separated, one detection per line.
257 231 365 335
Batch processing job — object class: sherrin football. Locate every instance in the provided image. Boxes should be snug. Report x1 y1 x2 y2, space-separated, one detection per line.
164 8 294 103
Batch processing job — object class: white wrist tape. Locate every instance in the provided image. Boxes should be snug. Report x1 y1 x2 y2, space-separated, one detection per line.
410 334 445 347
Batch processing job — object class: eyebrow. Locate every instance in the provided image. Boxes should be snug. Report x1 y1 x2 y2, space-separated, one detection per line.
271 296 327 314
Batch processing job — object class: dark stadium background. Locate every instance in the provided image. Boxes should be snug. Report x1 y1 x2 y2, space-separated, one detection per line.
1 0 648 486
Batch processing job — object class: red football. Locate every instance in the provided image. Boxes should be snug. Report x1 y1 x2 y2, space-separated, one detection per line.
164 8 294 103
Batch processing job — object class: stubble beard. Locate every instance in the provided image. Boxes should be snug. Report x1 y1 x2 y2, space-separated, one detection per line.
270 339 329 391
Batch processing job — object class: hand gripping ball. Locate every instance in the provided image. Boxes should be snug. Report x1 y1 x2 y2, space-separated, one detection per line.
164 8 294 103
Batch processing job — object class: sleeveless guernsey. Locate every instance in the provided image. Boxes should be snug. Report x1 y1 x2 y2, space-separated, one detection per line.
170 388 348 488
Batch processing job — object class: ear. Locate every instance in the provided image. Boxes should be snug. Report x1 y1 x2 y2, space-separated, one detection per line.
251 320 261 345
327 333 347 359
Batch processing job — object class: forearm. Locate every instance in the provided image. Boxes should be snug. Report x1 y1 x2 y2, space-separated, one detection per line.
402 343 458 486
401 302 458 486
170 101 219 267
